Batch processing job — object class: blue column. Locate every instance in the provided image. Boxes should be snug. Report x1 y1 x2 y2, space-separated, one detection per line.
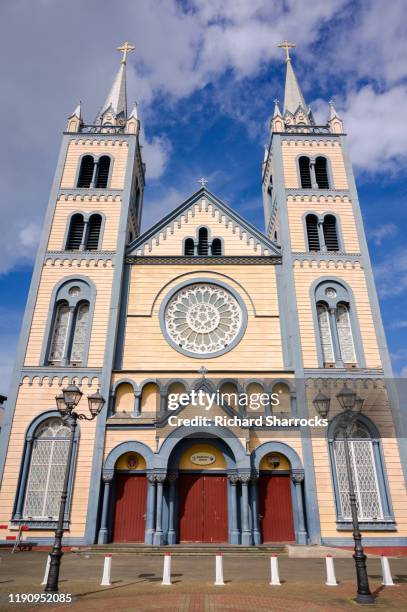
153 475 165 545
145 475 156 544
14 437 33 520
250 477 261 545
167 474 177 544
240 476 252 546
228 475 240 544
97 477 112 544
292 471 307 545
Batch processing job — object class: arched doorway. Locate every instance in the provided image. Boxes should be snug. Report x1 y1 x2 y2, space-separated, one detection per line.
177 443 228 543
112 452 147 542
258 452 295 542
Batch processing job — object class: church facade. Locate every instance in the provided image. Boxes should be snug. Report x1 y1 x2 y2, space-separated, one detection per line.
0 44 406 549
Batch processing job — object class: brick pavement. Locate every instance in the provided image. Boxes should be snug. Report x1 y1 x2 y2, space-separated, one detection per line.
0 551 406 611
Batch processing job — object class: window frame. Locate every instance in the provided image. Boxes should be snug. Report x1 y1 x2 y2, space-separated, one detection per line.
302 212 342 253
75 153 113 190
63 211 105 252
328 414 395 530
12 411 79 529
40 277 96 367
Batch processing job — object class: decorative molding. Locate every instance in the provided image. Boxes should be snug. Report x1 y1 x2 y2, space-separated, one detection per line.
286 190 350 202
293 257 362 269
127 255 281 265
57 191 122 202
44 254 114 267
20 368 101 386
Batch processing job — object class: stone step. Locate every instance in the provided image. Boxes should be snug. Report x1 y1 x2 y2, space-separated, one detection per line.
73 544 288 556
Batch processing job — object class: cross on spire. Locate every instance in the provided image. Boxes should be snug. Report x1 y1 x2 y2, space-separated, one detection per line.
116 41 135 65
197 177 208 188
278 40 296 62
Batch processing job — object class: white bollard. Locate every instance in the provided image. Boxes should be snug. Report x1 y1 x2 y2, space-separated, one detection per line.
100 554 112 586
325 555 338 586
381 555 394 586
270 554 281 586
41 555 51 586
161 553 172 586
214 552 225 586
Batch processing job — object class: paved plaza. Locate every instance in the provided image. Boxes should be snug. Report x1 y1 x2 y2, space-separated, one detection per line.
0 551 406 611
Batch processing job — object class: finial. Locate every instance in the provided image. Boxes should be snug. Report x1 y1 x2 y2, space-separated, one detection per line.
278 40 296 62
273 97 282 117
116 41 135 65
329 98 340 120
197 177 208 188
199 366 208 379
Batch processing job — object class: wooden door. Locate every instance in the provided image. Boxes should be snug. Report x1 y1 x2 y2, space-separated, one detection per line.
258 474 295 542
113 474 147 542
178 474 228 543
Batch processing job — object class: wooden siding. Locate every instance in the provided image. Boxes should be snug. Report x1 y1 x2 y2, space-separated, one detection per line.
60 140 129 190
281 140 348 190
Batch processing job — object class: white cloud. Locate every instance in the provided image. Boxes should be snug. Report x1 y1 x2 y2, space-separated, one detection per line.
374 248 407 298
341 85 407 172
140 129 171 180
368 223 398 246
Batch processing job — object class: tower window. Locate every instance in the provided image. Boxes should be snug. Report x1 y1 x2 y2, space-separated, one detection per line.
66 214 85 250
77 155 95 188
95 156 111 188
85 214 102 250
45 279 93 367
323 215 339 251
299 156 312 188
197 227 209 256
315 156 330 189
211 238 222 256
184 238 195 256
306 214 320 251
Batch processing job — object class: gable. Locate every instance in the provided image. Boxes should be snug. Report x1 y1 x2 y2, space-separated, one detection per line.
128 189 280 258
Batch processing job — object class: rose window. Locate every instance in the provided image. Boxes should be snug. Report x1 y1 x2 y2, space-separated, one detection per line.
164 283 243 355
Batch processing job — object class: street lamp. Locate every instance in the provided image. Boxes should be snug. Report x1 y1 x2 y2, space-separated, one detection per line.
45 384 105 594
313 385 374 605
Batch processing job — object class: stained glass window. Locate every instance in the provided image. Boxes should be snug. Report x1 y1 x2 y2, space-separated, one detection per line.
48 302 70 363
317 303 334 363
70 302 89 363
336 304 356 363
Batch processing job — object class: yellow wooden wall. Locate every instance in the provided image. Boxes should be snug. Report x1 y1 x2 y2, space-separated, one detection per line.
281 140 348 190
60 140 129 190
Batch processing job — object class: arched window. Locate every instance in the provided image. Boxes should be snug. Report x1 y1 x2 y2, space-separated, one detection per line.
46 280 93 366
299 156 312 188
323 215 339 251
77 155 95 188
95 156 110 188
114 382 135 413
48 302 70 363
66 214 85 250
315 156 330 189
85 214 102 250
23 418 71 520
211 238 222 256
272 383 291 413
184 238 195 256
306 214 320 251
316 303 335 364
331 419 387 522
197 227 209 255
314 281 358 367
336 303 356 364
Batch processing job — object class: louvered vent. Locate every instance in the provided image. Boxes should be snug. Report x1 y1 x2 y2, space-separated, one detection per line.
95 156 110 188
299 156 312 188
66 215 84 250
306 215 320 251
86 215 102 250
211 238 222 256
77 155 94 188
184 238 195 256
315 157 329 189
197 228 209 255
323 215 339 251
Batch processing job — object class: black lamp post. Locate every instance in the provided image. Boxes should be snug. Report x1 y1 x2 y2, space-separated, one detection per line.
313 385 375 605
45 384 105 594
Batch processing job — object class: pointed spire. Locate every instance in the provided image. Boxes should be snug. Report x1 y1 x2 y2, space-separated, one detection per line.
329 99 340 120
129 101 138 120
273 98 282 117
283 58 307 115
72 102 82 119
97 62 127 120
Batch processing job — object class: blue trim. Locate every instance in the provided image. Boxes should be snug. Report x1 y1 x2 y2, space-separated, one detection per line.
322 537 407 547
103 441 154 473
251 441 303 472
158 277 248 359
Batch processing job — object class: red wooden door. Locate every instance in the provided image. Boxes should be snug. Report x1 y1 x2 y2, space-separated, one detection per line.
258 474 295 542
178 474 228 543
113 474 147 542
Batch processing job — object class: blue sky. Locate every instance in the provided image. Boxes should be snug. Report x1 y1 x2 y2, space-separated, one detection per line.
1 0 407 392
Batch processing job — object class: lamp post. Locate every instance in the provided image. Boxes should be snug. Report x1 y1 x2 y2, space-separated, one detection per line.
313 385 374 605
45 384 105 593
